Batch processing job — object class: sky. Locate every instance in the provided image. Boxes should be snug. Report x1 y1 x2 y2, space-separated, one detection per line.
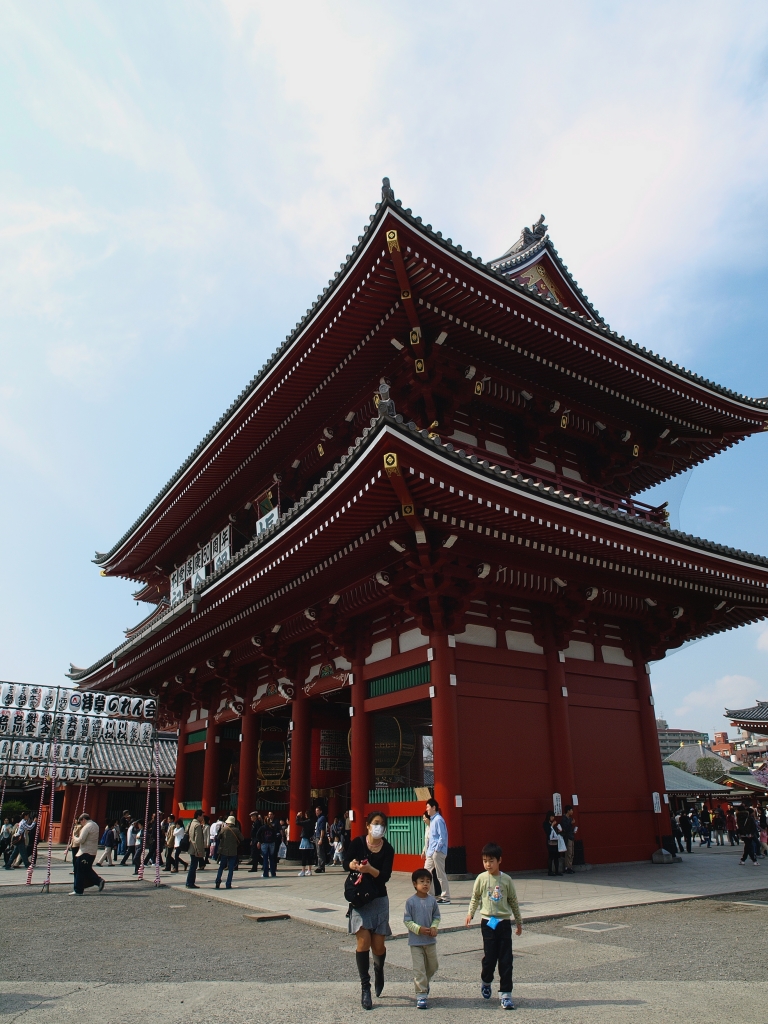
1 2 767 740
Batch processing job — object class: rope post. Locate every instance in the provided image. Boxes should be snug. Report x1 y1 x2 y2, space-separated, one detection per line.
26 768 51 887
41 775 59 893
137 745 153 881
64 785 84 863
154 737 162 886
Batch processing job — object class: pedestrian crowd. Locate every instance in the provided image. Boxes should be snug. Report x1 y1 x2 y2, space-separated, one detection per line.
670 802 767 863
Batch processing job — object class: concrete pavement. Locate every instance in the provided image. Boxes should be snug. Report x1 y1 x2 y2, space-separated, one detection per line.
1 981 767 1024
4 840 765 932
172 842 767 932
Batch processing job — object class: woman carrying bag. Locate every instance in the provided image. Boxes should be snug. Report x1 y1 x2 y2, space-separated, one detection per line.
543 811 562 876
344 811 394 1010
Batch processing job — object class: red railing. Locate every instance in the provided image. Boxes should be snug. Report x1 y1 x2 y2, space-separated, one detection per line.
444 441 669 526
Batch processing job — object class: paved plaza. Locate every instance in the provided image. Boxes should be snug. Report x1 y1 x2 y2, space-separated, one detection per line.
3 840 763 931
2 843 767 1022
1 867 767 1023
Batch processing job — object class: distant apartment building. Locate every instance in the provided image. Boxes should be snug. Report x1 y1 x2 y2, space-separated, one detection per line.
712 729 768 766
656 719 710 759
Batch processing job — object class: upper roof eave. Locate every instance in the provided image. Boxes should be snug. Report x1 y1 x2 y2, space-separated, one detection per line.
94 187 768 574
72 412 768 686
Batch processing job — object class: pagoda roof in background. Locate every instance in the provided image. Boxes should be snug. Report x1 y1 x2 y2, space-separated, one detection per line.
91 180 768 585
725 701 768 734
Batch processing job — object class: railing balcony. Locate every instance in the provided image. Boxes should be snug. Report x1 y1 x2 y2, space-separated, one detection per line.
444 441 669 526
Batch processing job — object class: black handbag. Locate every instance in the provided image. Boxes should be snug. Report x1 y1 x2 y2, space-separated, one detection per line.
344 868 378 908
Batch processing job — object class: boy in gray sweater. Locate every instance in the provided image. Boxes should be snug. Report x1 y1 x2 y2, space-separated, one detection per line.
403 868 441 1009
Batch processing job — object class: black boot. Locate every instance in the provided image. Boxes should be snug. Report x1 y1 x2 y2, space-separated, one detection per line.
356 951 372 1009
372 950 386 997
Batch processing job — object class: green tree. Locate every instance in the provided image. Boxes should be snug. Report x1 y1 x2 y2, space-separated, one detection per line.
1 799 30 820
666 760 687 772
696 757 725 782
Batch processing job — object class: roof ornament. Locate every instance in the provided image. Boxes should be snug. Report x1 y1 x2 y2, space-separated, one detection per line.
502 213 548 256
381 177 395 201
377 382 396 417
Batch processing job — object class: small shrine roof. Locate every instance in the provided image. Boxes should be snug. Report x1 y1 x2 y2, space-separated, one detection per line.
88 733 177 782
93 181 768 578
662 763 730 794
662 743 734 774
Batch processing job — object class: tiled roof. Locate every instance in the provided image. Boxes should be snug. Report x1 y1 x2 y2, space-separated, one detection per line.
93 181 768 568
662 743 734 774
724 702 768 722
70 412 768 685
88 735 177 781
662 763 730 794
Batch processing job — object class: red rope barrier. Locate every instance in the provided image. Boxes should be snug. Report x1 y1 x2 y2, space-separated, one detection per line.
154 739 162 886
137 748 153 881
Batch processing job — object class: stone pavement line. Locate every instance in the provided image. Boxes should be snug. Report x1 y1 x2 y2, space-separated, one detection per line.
1 981 768 1024
168 844 768 933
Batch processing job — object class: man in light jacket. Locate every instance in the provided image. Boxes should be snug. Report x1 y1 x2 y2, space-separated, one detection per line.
185 810 206 889
70 813 105 895
424 799 451 904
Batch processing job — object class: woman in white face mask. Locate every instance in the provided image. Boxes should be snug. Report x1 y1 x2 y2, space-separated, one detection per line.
344 811 395 1010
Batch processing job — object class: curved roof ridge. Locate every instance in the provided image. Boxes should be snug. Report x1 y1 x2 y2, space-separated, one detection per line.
93 181 768 570
72 410 768 686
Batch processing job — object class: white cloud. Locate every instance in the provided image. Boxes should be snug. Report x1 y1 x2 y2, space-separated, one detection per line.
674 674 761 724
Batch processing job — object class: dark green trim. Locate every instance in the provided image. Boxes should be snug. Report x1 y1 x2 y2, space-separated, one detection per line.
367 662 430 699
186 729 206 746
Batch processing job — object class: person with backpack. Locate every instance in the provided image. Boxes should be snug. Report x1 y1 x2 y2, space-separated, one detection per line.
96 820 117 866
185 810 206 888
255 811 280 879
5 812 35 870
344 811 395 1010
215 815 244 889
296 811 315 876
172 819 189 872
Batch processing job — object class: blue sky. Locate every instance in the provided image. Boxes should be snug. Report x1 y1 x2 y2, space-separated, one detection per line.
1 2 767 739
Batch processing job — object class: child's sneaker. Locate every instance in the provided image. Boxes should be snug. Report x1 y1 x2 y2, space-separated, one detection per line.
481 983 492 1000
500 994 515 1010
416 997 428 1009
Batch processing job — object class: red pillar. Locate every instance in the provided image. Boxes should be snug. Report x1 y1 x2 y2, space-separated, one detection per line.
289 688 311 832
60 783 77 843
543 612 577 809
429 633 465 866
631 627 669 844
350 656 370 838
201 712 220 816
237 711 258 828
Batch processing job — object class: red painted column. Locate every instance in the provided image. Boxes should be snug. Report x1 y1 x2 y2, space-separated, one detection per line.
631 627 669 845
350 656 370 837
237 711 258 828
429 633 465 865
288 687 311 830
543 612 577 808
201 712 220 816
172 697 190 816
60 783 76 842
